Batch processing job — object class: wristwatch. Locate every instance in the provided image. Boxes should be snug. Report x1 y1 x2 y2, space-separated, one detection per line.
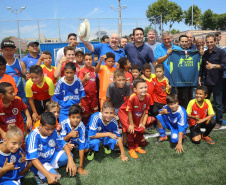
213 64 216 69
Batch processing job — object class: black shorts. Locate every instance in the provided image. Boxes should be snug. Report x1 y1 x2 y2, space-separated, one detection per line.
34 99 50 115
190 121 208 138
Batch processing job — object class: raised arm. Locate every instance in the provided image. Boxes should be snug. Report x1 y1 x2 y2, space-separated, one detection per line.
79 36 94 53
54 56 67 78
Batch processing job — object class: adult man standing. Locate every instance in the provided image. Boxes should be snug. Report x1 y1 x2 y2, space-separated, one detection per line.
196 38 205 56
119 36 128 48
154 31 181 79
101 35 109 44
199 34 226 129
145 29 160 52
123 27 156 71
55 33 79 67
21 41 40 71
215 32 221 48
186 32 197 50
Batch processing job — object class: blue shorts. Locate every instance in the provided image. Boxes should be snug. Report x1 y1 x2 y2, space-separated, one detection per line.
88 137 117 151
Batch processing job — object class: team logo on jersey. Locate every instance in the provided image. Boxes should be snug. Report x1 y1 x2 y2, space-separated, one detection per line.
172 133 178 139
205 109 208 114
10 155 16 163
193 110 198 114
97 127 102 131
4 116 16 125
48 139 56 147
178 57 193 67
134 106 139 108
135 110 142 118
12 108 19 115
0 113 5 115
74 88 78 94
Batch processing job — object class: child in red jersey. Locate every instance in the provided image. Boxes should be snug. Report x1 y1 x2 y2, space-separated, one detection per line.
37 51 58 85
118 57 133 84
152 64 171 117
0 82 32 140
79 53 98 125
118 78 152 159
187 86 216 145
25 65 55 122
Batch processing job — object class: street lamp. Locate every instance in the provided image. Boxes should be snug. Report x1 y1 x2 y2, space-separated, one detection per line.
110 0 127 37
7 6 26 59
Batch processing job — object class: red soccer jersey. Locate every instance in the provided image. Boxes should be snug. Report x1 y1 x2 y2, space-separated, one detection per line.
79 66 97 98
143 73 156 106
119 93 150 126
186 99 215 127
61 62 80 77
41 65 57 84
0 96 27 133
125 71 133 84
153 76 170 104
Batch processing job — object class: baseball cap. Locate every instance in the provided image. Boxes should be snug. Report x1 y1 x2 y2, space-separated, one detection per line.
27 41 39 48
75 49 84 56
1 40 16 49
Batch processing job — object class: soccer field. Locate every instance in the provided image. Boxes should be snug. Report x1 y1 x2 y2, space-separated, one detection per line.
23 129 226 185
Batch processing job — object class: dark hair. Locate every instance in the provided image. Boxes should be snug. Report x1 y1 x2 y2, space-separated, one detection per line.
102 101 115 111
215 32 221 37
113 68 125 78
129 34 134 38
133 27 144 36
40 112 56 126
131 64 141 72
45 101 60 112
143 63 152 71
179 35 188 41
30 65 43 75
166 94 178 104
121 36 128 41
68 33 77 39
106 52 115 60
101 35 109 42
65 62 76 72
42 51 52 57
118 57 128 69
0 55 7 66
84 53 93 59
64 46 75 56
0 82 13 94
196 85 208 95
69 104 82 116
155 63 164 71
206 34 216 41
133 78 146 88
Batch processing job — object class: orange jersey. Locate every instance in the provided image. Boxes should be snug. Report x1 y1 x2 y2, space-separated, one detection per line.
41 65 57 84
98 65 116 100
0 74 18 95
143 73 156 106
153 76 170 104
31 119 59 131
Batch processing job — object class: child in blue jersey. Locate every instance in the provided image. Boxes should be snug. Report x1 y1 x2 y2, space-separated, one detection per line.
0 125 32 185
52 62 85 124
25 112 77 184
155 94 188 153
61 104 89 176
86 101 128 162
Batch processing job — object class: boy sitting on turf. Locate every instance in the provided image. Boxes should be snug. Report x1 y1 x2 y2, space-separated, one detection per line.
0 125 32 185
0 82 32 140
25 65 55 122
118 78 152 159
79 53 98 125
187 86 216 144
53 62 85 124
95 52 116 108
86 101 128 162
61 104 89 176
155 94 188 153
26 112 77 184
118 57 133 84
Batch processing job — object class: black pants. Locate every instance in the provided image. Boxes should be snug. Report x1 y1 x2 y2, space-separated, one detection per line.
153 102 165 117
34 98 50 115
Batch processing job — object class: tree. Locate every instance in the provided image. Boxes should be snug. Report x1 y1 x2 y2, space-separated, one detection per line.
184 5 202 29
217 13 226 30
170 29 180 35
2 36 12 41
201 9 218 30
146 0 183 31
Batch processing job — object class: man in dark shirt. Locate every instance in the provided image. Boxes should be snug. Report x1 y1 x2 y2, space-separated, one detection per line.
123 27 156 72
199 34 226 129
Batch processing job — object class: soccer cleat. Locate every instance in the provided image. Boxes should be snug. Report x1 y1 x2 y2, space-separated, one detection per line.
155 135 168 143
104 146 111 154
135 147 146 154
87 150 95 160
202 134 215 144
128 149 138 159
34 176 48 185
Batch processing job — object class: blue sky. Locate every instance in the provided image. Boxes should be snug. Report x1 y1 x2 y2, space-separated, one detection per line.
0 0 225 42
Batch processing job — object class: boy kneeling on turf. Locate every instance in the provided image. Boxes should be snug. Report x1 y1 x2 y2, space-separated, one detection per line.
155 94 188 153
86 101 128 162
26 112 77 184
187 86 216 144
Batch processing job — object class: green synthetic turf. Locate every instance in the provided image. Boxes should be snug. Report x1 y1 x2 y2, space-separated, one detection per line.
23 129 226 185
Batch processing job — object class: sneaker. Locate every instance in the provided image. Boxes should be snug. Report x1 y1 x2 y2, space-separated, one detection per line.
34 176 48 185
213 124 221 130
155 135 168 143
135 147 146 154
87 150 95 160
202 134 215 144
128 149 138 159
104 146 111 154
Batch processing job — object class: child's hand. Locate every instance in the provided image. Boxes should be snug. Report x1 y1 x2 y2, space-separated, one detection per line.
56 124 62 132
66 161 77 176
2 158 20 172
195 115 200 121
139 123 145 129
39 52 47 61
77 166 89 176
108 133 117 140
19 151 26 163
128 125 135 134
46 173 61 184
26 116 32 129
32 113 40 123
84 73 91 81
69 130 78 138
175 143 184 153
161 107 170 115
166 84 172 92
67 141 75 150
119 154 128 162
60 56 67 64
100 55 107 62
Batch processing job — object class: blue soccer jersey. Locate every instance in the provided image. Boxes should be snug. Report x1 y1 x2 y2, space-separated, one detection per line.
60 119 87 150
52 76 85 122
86 112 121 138
0 145 25 183
25 128 66 164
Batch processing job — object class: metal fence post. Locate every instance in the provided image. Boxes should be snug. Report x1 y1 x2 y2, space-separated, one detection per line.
58 19 61 42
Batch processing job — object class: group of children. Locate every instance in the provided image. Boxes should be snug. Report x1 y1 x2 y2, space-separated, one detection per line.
0 46 217 184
